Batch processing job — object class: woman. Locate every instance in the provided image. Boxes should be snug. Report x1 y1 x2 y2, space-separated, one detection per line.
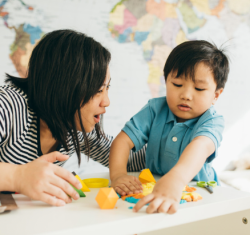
0 29 145 206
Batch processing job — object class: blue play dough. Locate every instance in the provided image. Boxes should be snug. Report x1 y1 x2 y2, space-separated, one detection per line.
117 190 187 206
125 197 140 204
119 192 187 205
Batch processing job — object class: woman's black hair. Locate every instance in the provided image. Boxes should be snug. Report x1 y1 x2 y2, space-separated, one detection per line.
5 29 111 166
164 40 230 90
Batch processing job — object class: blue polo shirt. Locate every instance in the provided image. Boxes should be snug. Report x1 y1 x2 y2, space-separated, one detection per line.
122 97 224 183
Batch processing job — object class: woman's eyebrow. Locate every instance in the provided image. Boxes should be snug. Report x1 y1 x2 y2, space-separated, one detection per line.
103 77 111 86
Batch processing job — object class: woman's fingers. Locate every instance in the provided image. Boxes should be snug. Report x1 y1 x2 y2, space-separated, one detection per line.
133 194 154 212
44 184 72 204
40 193 66 207
49 175 80 200
54 166 82 190
41 151 69 163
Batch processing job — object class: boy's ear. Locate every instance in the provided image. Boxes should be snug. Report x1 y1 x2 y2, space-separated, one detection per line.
212 88 224 105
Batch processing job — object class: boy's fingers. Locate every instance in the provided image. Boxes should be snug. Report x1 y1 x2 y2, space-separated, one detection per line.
167 203 178 214
114 186 126 196
157 200 172 213
127 183 138 193
131 179 143 192
133 194 154 212
117 184 133 195
146 198 163 214
134 177 143 189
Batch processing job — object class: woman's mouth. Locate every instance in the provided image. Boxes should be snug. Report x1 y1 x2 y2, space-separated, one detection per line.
178 104 191 112
94 114 101 123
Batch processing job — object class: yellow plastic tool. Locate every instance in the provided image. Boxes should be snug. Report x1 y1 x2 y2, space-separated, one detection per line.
139 169 156 184
72 172 90 192
83 178 109 188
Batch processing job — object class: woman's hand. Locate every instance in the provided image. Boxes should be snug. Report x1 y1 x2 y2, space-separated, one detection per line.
133 174 184 214
111 174 143 196
14 151 82 206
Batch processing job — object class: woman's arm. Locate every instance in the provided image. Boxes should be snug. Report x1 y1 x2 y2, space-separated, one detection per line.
0 91 80 205
0 162 19 192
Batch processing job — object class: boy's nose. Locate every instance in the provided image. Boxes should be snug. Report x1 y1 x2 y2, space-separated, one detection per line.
180 89 192 101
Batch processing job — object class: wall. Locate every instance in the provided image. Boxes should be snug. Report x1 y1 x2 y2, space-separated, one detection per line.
1 0 250 174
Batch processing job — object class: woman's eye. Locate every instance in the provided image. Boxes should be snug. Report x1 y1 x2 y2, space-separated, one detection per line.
98 89 103 93
106 85 111 90
173 83 182 87
195 88 205 91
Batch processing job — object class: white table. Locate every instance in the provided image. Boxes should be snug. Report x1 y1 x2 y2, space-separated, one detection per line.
1 172 250 235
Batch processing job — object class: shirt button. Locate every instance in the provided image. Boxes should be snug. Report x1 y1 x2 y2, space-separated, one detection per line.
172 137 177 142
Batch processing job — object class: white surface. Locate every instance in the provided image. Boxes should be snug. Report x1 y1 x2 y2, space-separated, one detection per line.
1 172 250 235
219 170 250 192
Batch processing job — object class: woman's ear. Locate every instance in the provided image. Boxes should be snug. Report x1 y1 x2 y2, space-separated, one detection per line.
212 88 224 105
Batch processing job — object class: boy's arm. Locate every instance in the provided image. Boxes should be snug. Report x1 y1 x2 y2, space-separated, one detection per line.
167 136 215 185
109 131 143 195
133 136 215 214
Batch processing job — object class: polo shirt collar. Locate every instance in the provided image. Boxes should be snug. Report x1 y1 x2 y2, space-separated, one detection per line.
166 108 175 124
166 108 199 129
182 117 199 128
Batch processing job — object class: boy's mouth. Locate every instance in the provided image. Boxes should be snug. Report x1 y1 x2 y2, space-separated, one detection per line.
178 104 191 112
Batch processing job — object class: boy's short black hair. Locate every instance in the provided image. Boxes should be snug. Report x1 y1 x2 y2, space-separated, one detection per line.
163 40 229 90
5 29 111 166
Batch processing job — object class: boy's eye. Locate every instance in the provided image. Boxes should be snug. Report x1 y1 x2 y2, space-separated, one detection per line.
195 88 205 91
173 83 182 87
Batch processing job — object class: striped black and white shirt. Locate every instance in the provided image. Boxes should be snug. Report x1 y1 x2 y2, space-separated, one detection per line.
0 85 146 171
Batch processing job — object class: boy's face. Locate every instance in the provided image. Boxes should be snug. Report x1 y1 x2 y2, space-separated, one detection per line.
166 62 223 123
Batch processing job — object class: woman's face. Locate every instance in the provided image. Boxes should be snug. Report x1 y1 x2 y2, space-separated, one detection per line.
76 67 111 133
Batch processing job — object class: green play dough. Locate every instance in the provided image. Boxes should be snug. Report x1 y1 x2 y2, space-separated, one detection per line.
71 185 86 197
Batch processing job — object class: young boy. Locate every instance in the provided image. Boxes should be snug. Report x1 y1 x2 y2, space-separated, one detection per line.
109 40 229 214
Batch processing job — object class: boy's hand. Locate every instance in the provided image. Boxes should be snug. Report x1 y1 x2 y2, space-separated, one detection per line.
111 174 143 196
133 175 183 214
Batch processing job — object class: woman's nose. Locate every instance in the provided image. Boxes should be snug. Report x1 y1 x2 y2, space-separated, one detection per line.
101 91 110 107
